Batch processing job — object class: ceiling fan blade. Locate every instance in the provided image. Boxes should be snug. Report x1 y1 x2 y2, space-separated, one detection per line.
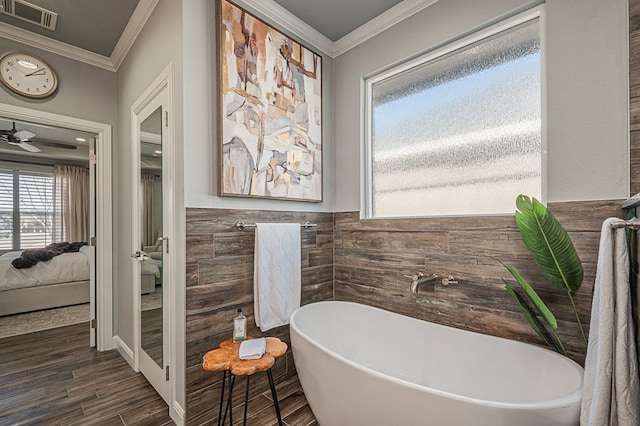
14 130 36 140
30 140 77 150
8 141 42 153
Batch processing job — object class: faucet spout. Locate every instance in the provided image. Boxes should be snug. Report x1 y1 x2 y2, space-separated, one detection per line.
406 273 439 293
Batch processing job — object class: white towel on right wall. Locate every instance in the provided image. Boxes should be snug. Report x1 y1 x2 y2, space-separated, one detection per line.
253 223 301 332
581 217 640 426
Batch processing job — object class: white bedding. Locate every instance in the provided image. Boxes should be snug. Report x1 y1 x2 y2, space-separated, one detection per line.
141 255 161 278
0 246 160 292
0 246 91 291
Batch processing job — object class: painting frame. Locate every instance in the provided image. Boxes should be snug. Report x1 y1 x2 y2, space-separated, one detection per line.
217 0 323 202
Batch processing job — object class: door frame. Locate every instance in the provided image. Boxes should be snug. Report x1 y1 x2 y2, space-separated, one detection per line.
0 102 114 351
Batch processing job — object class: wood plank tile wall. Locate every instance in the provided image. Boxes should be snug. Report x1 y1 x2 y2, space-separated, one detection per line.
185 199 622 424
185 208 334 425
334 200 625 364
631 0 640 194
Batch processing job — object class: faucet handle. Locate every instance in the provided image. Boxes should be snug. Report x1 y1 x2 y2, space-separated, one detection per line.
441 276 458 286
403 272 424 280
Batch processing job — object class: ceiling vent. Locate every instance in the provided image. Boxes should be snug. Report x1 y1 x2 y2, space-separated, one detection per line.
0 0 57 31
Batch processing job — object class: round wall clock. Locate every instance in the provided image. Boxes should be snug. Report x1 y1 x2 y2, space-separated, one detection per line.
0 51 58 99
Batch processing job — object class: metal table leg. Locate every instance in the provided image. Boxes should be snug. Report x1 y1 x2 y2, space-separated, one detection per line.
267 369 283 426
217 371 227 426
221 374 236 426
243 375 250 426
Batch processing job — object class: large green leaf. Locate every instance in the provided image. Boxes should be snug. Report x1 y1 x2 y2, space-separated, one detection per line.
504 281 565 355
515 195 584 292
503 264 557 329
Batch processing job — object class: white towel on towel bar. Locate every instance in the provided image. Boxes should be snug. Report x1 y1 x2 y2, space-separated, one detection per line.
253 223 301 332
581 217 640 426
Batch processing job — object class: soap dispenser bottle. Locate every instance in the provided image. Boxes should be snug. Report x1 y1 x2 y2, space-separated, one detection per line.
233 308 247 342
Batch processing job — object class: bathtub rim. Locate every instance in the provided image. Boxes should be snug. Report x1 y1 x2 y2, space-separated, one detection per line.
290 300 584 411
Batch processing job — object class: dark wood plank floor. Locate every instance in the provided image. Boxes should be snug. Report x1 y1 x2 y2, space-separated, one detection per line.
141 307 163 366
0 322 173 426
226 375 317 426
0 322 318 426
188 360 318 425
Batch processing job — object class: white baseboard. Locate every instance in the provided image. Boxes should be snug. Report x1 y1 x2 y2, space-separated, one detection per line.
170 401 185 426
113 335 135 369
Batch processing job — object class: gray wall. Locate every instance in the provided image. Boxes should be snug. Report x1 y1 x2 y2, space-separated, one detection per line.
0 40 117 126
182 0 335 212
332 0 629 212
115 0 184 409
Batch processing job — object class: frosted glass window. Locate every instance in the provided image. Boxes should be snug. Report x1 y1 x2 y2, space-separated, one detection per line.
366 17 541 218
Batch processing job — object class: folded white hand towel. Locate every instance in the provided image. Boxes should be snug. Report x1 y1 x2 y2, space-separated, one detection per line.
239 338 266 360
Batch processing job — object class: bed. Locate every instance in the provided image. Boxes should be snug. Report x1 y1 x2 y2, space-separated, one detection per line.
141 244 163 293
0 246 92 316
0 246 160 316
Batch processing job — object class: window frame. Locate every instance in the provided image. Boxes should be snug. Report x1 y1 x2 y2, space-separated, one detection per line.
362 6 546 219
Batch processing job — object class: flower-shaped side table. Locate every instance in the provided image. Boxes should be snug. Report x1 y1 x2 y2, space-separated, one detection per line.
203 337 288 426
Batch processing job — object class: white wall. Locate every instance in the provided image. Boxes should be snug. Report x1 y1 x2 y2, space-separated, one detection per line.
116 0 185 413
545 0 628 201
332 0 629 212
182 0 335 212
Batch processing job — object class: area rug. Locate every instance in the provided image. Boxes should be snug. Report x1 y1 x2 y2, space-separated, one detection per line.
0 288 163 339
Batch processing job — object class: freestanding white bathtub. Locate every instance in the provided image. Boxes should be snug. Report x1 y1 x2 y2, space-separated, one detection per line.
290 301 583 426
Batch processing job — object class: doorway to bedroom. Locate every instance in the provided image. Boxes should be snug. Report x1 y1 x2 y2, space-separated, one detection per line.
0 104 113 350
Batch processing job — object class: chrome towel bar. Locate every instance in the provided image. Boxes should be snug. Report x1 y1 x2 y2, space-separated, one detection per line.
235 221 317 230
610 218 640 229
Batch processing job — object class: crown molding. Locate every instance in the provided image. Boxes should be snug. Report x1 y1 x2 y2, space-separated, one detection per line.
333 0 440 56
1 0 437 69
111 0 160 71
0 0 159 72
231 0 334 57
0 21 114 70
233 0 440 58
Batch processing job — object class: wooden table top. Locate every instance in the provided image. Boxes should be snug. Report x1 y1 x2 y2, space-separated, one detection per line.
202 337 288 376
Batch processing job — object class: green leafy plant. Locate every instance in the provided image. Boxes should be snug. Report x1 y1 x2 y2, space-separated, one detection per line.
501 194 586 356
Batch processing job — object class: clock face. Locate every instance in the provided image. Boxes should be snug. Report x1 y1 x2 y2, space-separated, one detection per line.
0 51 58 99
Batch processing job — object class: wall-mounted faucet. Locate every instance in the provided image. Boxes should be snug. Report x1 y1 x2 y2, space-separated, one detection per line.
404 273 440 293
404 273 459 292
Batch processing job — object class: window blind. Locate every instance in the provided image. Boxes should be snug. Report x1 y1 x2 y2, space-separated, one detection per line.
19 172 55 248
0 166 59 251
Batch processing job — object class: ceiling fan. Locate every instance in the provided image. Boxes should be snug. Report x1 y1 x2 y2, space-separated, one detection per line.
0 122 78 153
0 122 40 152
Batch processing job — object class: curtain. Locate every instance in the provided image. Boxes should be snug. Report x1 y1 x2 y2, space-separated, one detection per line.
141 174 155 247
53 165 89 243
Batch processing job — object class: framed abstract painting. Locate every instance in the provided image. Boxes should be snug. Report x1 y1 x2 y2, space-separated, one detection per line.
217 0 323 201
